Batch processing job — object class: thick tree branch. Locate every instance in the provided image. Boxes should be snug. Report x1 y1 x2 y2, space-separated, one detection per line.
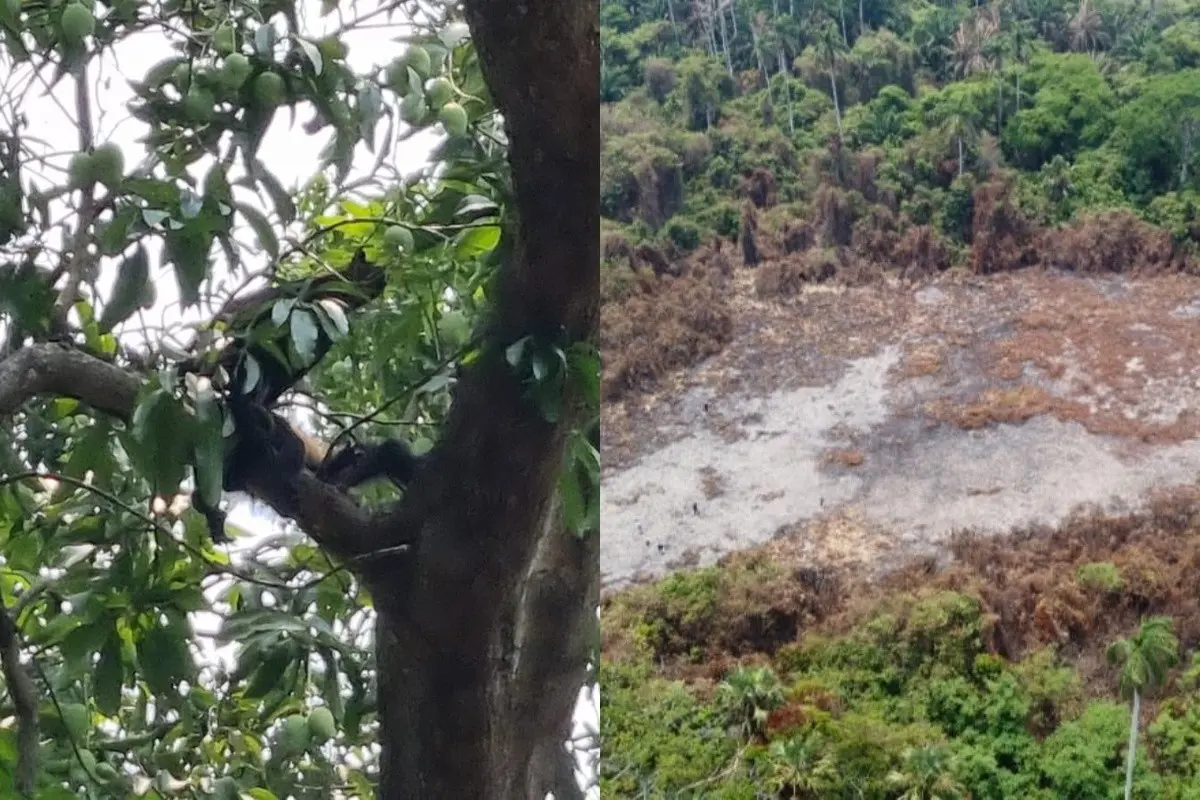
0 343 393 558
0 343 140 417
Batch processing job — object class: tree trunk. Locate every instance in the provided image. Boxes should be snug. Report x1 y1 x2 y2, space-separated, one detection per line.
839 0 849 45
779 49 795 133
859 0 865 30
373 0 600 796
718 0 734 75
958 134 964 176
1124 688 1140 800
996 70 1003 133
750 19 768 89
829 66 842 136
665 0 679 41
1016 71 1021 113
1180 120 1195 187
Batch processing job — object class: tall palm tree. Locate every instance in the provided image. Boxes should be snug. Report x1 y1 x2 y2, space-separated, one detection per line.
815 19 848 137
1108 616 1179 800
886 745 967 800
1068 0 1106 56
942 101 978 177
1007 16 1033 112
952 7 1000 79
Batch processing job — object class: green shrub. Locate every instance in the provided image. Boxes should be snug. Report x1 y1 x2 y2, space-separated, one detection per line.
664 217 701 251
1076 561 1124 593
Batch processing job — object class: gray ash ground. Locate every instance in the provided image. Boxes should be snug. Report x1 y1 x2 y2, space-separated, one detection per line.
601 271 1200 589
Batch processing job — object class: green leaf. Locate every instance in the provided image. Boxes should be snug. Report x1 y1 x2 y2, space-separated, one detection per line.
59 418 114 489
239 354 262 394
94 633 124 717
254 25 277 58
314 298 349 338
505 336 529 367
138 620 190 695
96 204 138 255
166 224 214 307
124 178 181 207
193 389 224 505
271 298 296 327
203 163 233 208
559 467 588 537
454 224 501 259
244 647 293 699
59 614 110 665
131 389 191 493
290 309 320 365
236 201 280 261
256 165 296 225
98 244 150 333
296 37 323 75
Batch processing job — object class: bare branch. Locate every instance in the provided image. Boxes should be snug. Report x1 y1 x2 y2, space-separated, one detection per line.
51 60 100 330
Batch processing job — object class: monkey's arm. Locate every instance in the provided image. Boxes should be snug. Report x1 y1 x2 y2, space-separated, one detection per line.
318 439 422 492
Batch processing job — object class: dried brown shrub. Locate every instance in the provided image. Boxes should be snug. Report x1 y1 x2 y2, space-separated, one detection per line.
754 248 842 297
892 225 955 277
846 149 886 205
928 385 1080 430
1039 210 1185 274
742 167 779 209
601 231 634 266
970 174 1036 275
850 204 899 263
934 490 1200 662
740 203 760 266
601 269 734 400
644 57 677 103
782 221 815 254
813 183 856 247
634 242 676 277
822 448 865 467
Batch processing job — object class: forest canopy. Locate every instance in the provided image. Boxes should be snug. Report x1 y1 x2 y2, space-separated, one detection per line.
600 0 1200 399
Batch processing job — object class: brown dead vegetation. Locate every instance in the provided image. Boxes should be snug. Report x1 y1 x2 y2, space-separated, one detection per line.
600 255 734 401
741 167 778 209
603 488 1200 692
927 385 1089 430
602 160 1200 407
822 448 866 467
1040 210 1186 275
965 274 1200 443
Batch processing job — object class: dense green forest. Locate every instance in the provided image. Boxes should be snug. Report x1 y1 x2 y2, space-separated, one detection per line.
601 0 1200 796
602 495 1200 798
599 0 1200 401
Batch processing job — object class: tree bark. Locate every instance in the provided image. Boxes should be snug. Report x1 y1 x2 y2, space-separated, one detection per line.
829 66 843 137
371 0 600 796
717 0 734 76
1124 688 1139 800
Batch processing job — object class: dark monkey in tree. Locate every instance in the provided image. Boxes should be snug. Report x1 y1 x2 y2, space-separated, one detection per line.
184 249 423 542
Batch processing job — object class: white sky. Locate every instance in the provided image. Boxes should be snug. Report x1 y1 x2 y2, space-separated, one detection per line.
5 1 598 795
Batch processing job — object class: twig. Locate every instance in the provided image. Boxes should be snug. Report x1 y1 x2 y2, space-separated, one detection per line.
0 594 37 797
